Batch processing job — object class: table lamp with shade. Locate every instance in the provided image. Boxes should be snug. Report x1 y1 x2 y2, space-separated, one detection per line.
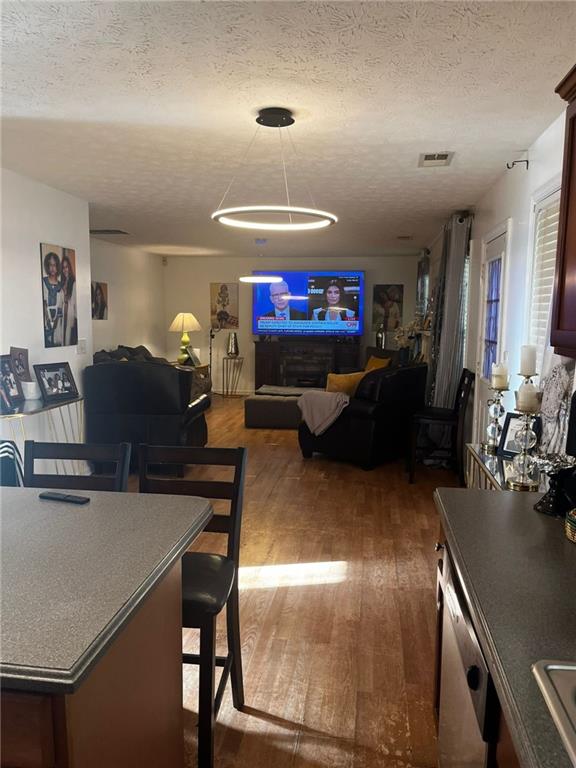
169 312 201 365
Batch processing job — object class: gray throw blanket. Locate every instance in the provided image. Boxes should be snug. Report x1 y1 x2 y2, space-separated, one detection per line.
297 390 350 436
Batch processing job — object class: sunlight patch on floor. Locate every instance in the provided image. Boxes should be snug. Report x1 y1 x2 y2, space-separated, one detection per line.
239 560 348 589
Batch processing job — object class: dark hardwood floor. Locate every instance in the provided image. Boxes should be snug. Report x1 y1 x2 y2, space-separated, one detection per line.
179 395 457 767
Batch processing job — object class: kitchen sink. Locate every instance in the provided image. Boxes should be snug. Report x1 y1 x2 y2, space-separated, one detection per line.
532 661 576 766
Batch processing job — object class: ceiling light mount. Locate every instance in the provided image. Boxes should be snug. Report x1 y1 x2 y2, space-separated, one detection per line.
255 106 295 128
211 107 337 233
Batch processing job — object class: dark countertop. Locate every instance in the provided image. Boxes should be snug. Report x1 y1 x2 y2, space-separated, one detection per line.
434 488 576 768
0 487 212 693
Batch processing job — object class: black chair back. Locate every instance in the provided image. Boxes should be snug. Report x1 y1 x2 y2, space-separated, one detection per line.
0 440 24 487
24 441 131 491
138 445 246 563
453 368 475 415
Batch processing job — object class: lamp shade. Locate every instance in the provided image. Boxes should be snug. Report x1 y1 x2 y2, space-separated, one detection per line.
168 312 201 333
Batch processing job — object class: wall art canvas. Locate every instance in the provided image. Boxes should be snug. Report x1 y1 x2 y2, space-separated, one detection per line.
210 282 239 330
40 243 78 348
91 281 108 319
372 284 404 331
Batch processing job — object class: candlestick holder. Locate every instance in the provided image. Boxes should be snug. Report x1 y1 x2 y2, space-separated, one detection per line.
481 386 508 455
506 374 542 491
506 411 540 491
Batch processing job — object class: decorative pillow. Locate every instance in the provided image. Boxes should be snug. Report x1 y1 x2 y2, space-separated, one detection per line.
326 370 367 397
365 355 391 372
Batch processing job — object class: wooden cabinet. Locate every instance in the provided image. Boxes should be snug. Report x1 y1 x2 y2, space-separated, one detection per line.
551 63 576 355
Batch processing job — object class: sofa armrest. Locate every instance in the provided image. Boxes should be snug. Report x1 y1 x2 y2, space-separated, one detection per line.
182 393 211 427
345 398 382 420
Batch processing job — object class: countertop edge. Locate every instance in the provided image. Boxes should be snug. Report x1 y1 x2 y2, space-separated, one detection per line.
433 488 540 768
1 502 212 694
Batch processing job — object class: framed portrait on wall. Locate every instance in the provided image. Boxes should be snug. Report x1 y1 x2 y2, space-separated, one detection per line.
372 284 404 331
91 281 108 319
40 243 78 348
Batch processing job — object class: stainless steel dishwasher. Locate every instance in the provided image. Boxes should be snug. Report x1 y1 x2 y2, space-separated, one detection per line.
437 546 499 767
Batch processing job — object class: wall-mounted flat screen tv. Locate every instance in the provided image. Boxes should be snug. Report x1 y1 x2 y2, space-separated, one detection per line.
252 270 364 336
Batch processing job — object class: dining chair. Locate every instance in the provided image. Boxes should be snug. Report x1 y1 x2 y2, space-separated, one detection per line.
0 440 24 487
24 440 131 491
408 369 475 485
138 444 247 768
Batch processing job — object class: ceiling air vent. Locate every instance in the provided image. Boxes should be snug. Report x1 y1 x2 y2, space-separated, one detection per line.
418 152 454 168
397 235 413 241
89 229 129 235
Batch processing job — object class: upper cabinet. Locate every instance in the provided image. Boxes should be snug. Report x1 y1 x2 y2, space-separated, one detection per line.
551 63 576 356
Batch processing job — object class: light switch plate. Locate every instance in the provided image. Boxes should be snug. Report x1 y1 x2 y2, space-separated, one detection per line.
77 338 87 354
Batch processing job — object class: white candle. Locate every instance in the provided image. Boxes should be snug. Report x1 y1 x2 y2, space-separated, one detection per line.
516 381 542 413
491 362 509 389
519 345 537 376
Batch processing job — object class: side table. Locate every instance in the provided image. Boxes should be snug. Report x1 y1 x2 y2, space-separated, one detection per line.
222 356 244 397
465 444 545 491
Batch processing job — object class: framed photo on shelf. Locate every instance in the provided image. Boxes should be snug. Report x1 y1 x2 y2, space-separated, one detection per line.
497 413 542 459
10 346 32 382
33 362 78 403
185 345 202 366
0 354 24 405
0 383 13 414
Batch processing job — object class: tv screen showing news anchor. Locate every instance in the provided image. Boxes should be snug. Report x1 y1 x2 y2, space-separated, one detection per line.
252 271 364 336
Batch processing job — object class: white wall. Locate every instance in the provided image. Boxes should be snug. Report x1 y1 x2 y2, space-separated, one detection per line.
90 239 166 356
467 113 565 407
1 168 92 442
163 254 419 393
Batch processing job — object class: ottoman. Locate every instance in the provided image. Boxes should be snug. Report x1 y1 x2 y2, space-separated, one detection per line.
244 386 321 429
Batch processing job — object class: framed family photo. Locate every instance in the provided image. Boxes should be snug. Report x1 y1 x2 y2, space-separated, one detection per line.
0 355 24 406
33 362 78 403
497 413 542 459
10 346 32 382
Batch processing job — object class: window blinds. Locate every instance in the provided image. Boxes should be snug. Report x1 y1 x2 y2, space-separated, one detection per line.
529 197 560 374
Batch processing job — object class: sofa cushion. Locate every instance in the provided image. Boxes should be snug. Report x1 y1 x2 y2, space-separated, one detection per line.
365 355 391 372
326 370 367 397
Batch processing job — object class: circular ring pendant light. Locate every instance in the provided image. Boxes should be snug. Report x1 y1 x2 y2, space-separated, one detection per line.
212 205 337 231
211 107 338 233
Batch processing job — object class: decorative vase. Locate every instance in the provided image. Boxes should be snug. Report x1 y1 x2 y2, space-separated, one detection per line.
375 323 386 350
227 332 239 357
398 346 410 365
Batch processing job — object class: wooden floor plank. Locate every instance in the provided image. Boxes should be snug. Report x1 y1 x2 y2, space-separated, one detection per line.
167 395 456 767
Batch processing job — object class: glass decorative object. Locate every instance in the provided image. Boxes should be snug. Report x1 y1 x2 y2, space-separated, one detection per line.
375 323 386 350
226 332 239 357
481 386 507 456
507 373 543 491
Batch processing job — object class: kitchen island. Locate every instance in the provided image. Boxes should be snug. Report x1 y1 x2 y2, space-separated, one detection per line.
434 488 576 768
0 487 212 768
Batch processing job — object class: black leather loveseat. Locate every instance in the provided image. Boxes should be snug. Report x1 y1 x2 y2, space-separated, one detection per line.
298 364 427 469
84 361 210 470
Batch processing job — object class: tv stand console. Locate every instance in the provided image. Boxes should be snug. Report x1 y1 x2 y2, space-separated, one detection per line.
254 338 361 389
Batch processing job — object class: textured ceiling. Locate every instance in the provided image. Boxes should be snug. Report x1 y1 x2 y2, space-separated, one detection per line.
2 1 575 259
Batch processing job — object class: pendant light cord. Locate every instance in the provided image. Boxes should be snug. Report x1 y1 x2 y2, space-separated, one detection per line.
287 126 319 210
216 124 261 211
278 127 292 224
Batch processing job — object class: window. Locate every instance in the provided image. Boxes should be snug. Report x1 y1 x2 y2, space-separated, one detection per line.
482 257 502 379
529 195 561 374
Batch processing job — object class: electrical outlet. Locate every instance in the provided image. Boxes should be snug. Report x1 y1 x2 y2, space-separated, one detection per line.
77 338 87 355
